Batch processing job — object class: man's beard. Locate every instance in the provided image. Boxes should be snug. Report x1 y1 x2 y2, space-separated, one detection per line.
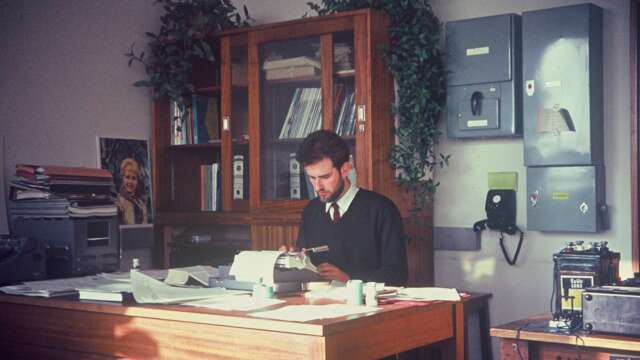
319 176 344 203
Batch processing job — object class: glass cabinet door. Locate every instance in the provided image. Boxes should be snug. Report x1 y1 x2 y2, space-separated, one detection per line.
259 36 323 201
230 41 250 210
166 41 222 212
331 31 357 185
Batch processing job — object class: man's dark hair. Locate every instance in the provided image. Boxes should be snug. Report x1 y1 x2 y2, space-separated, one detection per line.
296 130 350 168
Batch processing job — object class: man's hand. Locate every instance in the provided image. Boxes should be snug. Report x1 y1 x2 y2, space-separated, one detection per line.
278 245 298 253
317 263 350 283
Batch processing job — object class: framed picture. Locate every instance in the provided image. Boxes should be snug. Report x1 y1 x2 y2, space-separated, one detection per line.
98 137 152 224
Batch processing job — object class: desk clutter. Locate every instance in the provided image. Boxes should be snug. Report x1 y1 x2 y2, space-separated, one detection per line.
0 250 462 322
9 164 117 219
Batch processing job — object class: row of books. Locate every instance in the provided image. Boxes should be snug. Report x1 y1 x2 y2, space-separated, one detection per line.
334 91 356 136
200 164 221 211
278 88 322 139
277 86 356 140
171 94 220 145
9 164 117 219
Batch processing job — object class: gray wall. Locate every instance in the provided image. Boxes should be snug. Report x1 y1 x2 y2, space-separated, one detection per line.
0 0 160 172
0 0 634 356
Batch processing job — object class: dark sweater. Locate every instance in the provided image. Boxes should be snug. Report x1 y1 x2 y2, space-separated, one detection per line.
297 189 408 286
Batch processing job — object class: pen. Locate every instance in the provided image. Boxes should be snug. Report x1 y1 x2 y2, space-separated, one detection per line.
304 245 329 253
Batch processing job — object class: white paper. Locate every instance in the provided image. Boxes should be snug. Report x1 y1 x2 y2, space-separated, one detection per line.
0 275 128 297
164 265 218 286
388 287 460 301
229 250 283 285
130 270 230 304
305 282 387 301
250 304 379 322
97 269 166 281
182 294 283 311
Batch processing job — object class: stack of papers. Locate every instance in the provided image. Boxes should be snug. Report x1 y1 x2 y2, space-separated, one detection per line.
0 275 127 298
229 250 283 284
78 281 133 302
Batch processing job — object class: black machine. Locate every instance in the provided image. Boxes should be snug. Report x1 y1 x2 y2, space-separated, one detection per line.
0 236 47 285
11 217 119 278
551 241 619 327
473 189 524 265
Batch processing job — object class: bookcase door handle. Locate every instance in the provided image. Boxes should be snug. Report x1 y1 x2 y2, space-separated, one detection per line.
357 105 366 133
222 116 230 131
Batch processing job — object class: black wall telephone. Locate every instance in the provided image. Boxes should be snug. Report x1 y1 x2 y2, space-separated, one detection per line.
473 189 524 265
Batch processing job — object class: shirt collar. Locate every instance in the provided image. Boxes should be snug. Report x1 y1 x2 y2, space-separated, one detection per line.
325 181 359 215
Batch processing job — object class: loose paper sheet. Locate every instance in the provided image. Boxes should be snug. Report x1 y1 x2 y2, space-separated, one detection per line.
164 265 218 286
182 294 283 311
387 287 460 301
250 304 379 322
228 250 283 285
130 270 232 304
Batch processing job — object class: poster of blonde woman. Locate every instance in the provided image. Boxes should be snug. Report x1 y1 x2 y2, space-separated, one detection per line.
99 138 152 224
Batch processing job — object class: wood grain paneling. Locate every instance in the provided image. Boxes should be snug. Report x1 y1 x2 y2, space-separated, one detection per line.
221 36 233 212
251 224 299 250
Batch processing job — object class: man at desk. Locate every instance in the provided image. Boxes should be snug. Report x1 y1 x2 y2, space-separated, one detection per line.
295 130 407 286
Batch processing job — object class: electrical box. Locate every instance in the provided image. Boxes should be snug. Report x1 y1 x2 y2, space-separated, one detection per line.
527 166 606 232
446 14 521 138
522 3 603 166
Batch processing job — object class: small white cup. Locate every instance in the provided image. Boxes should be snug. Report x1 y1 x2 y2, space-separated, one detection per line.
346 279 364 305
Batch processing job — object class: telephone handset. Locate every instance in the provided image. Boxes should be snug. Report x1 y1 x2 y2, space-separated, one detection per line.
470 91 483 116
473 189 524 265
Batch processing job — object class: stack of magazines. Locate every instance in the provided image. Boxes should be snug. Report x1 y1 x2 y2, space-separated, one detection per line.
9 164 117 219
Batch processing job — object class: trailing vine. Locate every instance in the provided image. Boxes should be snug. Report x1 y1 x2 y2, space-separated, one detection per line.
308 0 448 209
126 0 250 109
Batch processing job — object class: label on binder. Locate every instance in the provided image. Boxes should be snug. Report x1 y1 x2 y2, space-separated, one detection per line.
290 153 301 199
233 155 244 200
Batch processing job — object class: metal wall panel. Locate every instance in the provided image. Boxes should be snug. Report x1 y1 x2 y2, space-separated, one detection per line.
526 166 605 232
522 4 603 166
446 14 521 138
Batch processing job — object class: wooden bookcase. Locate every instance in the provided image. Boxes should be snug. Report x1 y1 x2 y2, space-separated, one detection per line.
151 9 434 285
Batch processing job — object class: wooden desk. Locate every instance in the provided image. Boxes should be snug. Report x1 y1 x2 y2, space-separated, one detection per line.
491 313 640 359
0 294 464 359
